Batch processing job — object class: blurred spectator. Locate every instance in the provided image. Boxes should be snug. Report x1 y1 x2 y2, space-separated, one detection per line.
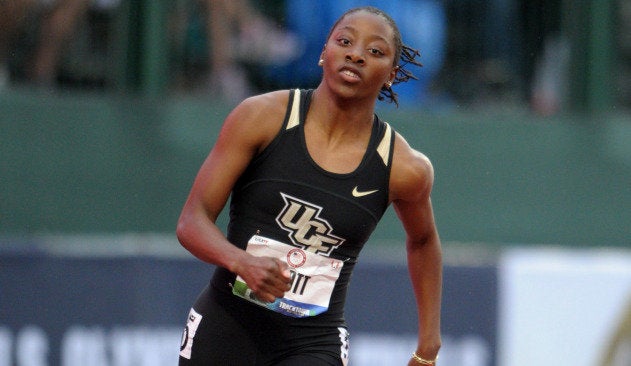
30 0 90 87
201 0 302 102
0 0 34 89
529 34 569 116
434 0 523 105
617 0 631 108
0 0 120 91
521 0 565 115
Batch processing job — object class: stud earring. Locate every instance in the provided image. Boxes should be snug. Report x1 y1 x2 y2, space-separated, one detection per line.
385 81 393 88
318 59 324 66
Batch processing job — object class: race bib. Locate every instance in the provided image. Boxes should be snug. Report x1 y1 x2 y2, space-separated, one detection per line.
232 235 344 318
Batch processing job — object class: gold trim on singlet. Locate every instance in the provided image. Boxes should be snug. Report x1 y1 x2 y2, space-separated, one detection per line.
376 122 392 166
286 89 302 130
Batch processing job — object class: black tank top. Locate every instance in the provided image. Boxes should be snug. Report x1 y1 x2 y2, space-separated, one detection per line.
212 89 395 322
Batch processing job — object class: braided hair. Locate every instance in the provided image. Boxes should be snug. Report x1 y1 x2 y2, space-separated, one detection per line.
326 6 423 107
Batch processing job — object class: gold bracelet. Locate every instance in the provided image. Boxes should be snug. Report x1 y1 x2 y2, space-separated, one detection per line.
412 352 438 365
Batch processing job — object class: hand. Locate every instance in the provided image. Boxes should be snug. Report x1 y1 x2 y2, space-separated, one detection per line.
236 255 292 303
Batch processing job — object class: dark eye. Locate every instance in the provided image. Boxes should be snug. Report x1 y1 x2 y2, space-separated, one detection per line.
337 38 351 46
368 48 384 56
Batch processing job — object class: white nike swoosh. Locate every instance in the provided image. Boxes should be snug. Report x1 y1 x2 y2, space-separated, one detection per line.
352 186 379 197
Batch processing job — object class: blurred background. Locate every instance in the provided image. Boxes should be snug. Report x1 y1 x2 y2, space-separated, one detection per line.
1 0 630 365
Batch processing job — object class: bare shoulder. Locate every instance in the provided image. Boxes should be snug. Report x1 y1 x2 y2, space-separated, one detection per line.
219 90 291 152
389 131 435 203
225 90 290 130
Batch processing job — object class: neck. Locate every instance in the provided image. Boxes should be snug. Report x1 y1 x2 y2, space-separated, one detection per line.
310 85 377 133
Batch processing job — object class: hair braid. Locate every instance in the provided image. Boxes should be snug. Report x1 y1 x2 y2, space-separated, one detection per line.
379 44 423 107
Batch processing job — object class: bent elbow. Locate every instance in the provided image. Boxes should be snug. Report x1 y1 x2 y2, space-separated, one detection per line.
176 213 194 250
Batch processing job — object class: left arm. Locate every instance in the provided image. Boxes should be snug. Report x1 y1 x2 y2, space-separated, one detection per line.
390 134 442 365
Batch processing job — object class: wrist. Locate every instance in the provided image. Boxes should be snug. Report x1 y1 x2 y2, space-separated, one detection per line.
227 247 249 274
411 352 438 365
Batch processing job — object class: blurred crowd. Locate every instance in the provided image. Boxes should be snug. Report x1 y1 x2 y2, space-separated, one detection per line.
1 0 629 113
0 0 118 90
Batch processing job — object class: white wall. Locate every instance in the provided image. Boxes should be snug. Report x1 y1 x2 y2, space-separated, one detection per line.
499 248 631 366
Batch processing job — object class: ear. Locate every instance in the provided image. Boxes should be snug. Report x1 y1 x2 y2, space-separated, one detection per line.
388 65 399 84
319 44 327 60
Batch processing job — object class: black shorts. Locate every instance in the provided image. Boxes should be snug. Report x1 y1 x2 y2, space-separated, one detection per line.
179 284 349 366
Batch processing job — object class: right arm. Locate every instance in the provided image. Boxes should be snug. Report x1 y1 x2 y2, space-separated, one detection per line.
176 91 292 302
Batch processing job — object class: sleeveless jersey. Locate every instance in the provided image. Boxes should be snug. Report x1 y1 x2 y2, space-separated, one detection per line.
211 89 395 322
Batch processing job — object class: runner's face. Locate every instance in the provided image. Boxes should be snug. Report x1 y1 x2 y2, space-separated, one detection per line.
322 11 397 100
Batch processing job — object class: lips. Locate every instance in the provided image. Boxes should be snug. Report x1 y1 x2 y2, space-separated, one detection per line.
339 66 361 81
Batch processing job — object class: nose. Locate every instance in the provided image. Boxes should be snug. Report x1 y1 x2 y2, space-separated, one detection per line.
345 47 365 65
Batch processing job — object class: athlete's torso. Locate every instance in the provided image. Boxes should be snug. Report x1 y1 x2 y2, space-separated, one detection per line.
212 89 395 322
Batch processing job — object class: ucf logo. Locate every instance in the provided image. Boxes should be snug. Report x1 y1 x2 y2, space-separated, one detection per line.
276 193 345 256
